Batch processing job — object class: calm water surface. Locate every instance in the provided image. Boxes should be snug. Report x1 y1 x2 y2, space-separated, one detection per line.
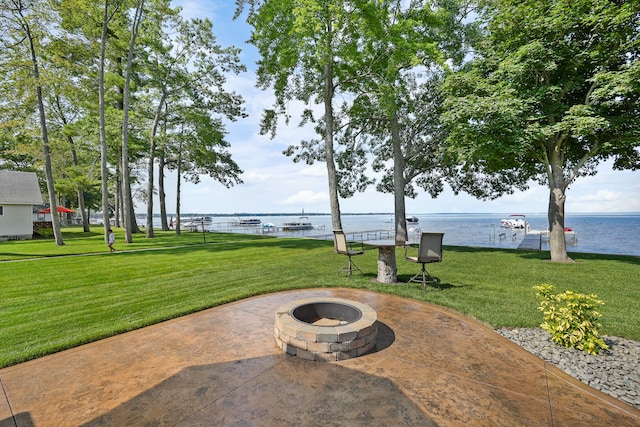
154 213 640 257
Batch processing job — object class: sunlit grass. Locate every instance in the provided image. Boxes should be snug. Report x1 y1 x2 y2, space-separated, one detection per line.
1 227 638 368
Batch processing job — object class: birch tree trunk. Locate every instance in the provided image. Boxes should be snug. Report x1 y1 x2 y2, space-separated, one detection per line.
391 113 408 243
20 7 64 245
159 150 169 231
99 0 112 241
120 0 145 243
175 139 183 235
324 57 342 231
145 94 166 238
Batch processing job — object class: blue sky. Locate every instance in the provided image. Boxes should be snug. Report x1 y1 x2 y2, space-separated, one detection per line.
160 0 640 215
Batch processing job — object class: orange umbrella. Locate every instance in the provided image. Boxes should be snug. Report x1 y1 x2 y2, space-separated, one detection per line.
38 206 75 214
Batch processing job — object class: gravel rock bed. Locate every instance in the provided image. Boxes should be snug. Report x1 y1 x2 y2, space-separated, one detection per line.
497 327 640 410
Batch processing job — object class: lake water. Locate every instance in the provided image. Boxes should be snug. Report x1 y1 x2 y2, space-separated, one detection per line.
152 212 640 257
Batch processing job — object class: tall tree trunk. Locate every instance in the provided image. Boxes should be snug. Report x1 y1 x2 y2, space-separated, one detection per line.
175 171 181 235
158 113 169 231
175 139 182 235
120 0 145 243
548 187 570 262
22 12 64 246
324 61 342 232
145 94 166 238
146 138 156 238
547 150 572 262
391 114 408 243
127 192 140 233
119 174 132 238
77 189 89 231
115 170 122 228
57 96 90 232
99 0 111 241
159 151 168 231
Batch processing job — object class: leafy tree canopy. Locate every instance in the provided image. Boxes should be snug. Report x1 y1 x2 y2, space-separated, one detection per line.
442 0 640 261
444 0 640 181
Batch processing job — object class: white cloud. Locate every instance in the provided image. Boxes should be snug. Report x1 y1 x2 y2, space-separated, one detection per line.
576 190 623 202
299 164 327 177
568 189 640 212
174 0 221 20
281 190 329 206
240 170 271 184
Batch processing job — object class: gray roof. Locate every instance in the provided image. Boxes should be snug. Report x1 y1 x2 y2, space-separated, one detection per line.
0 170 43 204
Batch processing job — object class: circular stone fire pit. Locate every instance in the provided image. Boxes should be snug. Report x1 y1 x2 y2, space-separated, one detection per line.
274 297 378 362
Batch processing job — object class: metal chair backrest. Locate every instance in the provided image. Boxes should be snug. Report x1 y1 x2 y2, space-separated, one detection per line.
333 230 348 254
417 232 444 262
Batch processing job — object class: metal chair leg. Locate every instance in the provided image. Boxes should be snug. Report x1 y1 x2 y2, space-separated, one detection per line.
339 256 362 276
408 263 439 290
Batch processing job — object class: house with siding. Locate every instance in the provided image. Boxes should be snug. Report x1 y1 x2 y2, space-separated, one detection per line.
0 170 43 240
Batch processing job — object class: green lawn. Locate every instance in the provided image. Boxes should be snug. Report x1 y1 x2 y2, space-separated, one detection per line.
1 227 638 368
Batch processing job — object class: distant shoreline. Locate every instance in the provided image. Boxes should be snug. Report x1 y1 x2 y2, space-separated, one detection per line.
136 211 640 218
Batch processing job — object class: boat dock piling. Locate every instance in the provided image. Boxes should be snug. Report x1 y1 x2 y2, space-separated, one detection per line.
541 230 578 244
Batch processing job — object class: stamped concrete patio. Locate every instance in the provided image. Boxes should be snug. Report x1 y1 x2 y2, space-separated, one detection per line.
1 288 638 426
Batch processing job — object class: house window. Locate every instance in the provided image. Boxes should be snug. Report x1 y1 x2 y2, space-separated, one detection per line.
0 205 3 216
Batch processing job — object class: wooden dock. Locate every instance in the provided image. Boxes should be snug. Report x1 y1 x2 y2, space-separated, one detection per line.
541 230 578 244
517 231 542 250
516 229 578 250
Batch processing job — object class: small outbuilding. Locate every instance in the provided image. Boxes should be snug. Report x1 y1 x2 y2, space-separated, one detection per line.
0 170 43 240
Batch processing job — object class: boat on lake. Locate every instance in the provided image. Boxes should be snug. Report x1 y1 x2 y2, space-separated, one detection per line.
235 218 261 226
283 215 313 230
501 214 527 229
181 216 213 229
283 209 315 231
406 216 419 224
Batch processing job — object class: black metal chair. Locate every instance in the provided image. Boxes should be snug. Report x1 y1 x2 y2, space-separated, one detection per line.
333 230 364 276
405 232 444 290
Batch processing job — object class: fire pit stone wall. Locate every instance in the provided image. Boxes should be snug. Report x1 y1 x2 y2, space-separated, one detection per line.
274 297 378 362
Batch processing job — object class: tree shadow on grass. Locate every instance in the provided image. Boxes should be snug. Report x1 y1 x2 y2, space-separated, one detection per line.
445 244 640 266
394 277 461 291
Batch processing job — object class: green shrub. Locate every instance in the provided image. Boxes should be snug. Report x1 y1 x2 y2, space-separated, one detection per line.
32 227 54 239
533 284 609 355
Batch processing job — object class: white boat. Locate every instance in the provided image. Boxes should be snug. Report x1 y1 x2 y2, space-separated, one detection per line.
182 221 201 230
283 216 313 231
185 216 212 224
385 216 418 224
235 218 261 226
501 214 527 229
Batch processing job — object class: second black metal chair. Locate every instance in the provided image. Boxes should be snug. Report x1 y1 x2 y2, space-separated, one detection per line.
405 232 444 290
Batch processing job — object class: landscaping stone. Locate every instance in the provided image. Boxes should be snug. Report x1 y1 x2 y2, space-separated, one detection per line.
497 327 640 410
